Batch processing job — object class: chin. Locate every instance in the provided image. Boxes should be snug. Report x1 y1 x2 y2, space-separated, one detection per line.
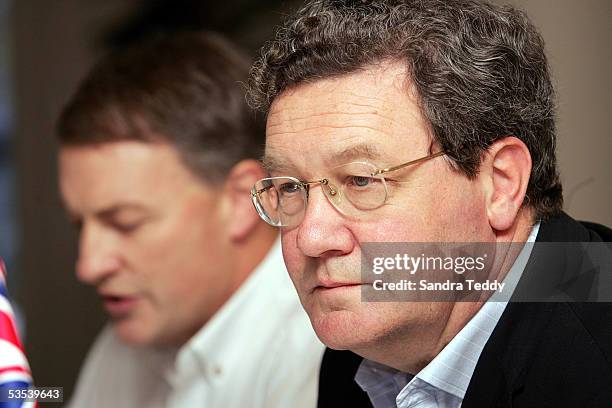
310 308 379 351
112 318 158 346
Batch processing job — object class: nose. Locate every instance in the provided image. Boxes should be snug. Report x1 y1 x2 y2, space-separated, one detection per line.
76 222 121 285
296 185 355 258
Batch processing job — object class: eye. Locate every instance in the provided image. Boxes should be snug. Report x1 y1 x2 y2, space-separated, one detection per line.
347 175 377 188
278 182 301 195
106 216 149 234
111 221 143 234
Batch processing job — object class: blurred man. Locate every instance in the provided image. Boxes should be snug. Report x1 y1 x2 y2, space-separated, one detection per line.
57 32 323 408
247 0 612 407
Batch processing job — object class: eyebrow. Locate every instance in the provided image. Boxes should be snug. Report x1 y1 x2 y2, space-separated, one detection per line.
261 153 295 174
96 204 149 219
330 144 383 165
64 202 150 222
262 143 385 175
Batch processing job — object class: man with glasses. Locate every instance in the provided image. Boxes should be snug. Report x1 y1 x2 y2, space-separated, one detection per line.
56 32 323 407
246 0 612 407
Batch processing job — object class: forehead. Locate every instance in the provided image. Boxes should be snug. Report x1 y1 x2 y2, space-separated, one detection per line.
59 141 205 211
265 61 432 173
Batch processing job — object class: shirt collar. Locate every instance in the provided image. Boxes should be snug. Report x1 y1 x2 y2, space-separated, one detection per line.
164 238 286 388
356 223 541 405
415 222 540 399
355 359 414 408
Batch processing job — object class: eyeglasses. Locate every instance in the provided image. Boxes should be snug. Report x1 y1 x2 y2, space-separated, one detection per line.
251 151 446 228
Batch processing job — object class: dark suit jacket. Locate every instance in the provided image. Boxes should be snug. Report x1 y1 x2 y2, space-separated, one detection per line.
318 213 612 407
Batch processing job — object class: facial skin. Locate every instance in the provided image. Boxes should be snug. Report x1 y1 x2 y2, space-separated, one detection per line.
60 140 274 347
265 61 533 372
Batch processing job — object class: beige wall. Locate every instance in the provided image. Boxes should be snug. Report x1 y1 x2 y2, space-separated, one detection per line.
493 0 612 226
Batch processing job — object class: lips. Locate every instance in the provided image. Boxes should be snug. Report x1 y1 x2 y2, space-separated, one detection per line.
314 280 364 291
101 294 138 318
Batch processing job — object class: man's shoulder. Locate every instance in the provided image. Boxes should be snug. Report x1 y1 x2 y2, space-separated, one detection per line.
73 325 169 379
465 213 612 407
465 301 612 407
537 211 612 242
514 212 612 302
68 326 169 408
318 348 372 408
566 302 612 362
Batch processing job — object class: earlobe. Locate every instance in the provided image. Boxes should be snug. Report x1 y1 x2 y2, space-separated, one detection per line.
224 160 268 241
484 137 532 231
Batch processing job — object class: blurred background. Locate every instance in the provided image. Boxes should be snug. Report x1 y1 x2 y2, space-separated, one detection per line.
0 0 609 404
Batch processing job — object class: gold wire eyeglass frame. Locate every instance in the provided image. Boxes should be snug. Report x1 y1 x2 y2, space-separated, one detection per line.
251 150 446 227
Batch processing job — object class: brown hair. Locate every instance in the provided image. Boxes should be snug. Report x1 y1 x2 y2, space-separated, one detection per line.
57 31 264 183
247 0 562 219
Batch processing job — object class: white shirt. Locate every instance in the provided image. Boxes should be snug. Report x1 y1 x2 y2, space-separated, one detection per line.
69 240 325 408
356 223 541 408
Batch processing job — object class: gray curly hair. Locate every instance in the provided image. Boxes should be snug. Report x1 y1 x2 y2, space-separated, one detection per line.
247 0 562 220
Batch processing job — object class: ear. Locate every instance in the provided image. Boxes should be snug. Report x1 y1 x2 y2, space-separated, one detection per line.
222 159 268 241
481 137 532 231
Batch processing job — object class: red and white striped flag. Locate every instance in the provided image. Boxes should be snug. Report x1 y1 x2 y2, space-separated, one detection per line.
0 259 37 408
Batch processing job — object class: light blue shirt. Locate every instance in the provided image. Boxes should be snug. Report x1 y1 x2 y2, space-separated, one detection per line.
355 223 541 408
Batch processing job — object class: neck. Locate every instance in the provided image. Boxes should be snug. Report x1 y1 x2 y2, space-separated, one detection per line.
228 222 279 293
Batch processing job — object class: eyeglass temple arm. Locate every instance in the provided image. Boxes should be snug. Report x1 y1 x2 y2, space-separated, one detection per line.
371 151 446 176
252 184 273 197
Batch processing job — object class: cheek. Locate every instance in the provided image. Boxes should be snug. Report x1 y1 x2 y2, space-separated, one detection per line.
161 197 225 254
369 218 410 241
433 180 487 240
383 176 486 242
130 210 222 294
280 230 302 279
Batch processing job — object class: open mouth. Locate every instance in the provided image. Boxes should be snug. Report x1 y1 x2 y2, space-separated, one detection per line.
102 295 138 317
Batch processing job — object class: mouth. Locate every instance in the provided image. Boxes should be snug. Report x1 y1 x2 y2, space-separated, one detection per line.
101 294 138 318
313 281 364 291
